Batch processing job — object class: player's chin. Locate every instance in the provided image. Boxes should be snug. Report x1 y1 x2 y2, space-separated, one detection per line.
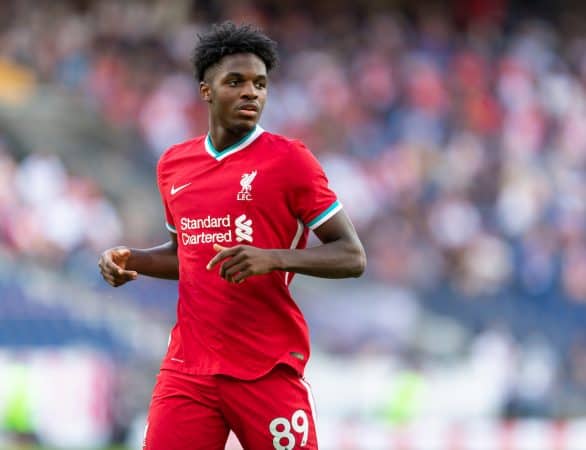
230 117 258 133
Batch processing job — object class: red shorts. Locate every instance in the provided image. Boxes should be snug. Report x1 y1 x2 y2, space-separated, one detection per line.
143 364 318 450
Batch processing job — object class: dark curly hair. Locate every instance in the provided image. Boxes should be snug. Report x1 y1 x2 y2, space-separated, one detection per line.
192 21 279 82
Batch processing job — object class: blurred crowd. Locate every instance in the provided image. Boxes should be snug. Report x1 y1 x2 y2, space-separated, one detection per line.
2 0 586 299
0 147 122 265
2 0 586 421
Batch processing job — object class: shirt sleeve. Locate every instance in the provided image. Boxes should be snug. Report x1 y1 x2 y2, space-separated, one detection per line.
157 158 177 234
287 141 342 230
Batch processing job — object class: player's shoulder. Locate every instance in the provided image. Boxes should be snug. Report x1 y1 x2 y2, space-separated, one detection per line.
261 131 322 172
158 135 206 166
260 130 311 157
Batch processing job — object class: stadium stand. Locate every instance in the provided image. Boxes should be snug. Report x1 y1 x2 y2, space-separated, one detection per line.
3 0 586 447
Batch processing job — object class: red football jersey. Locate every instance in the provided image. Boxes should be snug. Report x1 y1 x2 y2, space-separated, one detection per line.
156 126 341 379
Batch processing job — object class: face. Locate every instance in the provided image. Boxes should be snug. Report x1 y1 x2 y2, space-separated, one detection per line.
200 53 268 134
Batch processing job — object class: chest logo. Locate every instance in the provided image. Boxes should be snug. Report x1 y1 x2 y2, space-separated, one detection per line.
171 182 191 196
237 170 257 201
235 214 253 243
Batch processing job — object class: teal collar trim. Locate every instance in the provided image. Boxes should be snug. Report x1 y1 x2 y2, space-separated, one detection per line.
205 125 265 161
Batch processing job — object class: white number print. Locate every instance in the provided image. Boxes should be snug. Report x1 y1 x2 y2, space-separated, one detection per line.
269 417 295 450
269 409 309 449
291 410 309 446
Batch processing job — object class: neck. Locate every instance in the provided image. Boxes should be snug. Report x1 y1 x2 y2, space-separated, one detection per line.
208 122 256 152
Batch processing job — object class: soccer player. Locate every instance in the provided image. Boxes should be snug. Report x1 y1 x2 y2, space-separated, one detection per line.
98 21 366 450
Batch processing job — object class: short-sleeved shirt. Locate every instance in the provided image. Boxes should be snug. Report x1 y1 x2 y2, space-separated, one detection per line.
157 125 342 380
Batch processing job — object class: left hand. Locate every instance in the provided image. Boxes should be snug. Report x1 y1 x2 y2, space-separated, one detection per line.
206 243 279 283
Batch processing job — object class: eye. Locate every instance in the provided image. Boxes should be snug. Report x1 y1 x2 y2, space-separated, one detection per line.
228 80 239 87
255 81 266 89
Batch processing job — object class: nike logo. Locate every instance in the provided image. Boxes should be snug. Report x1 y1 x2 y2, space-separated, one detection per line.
171 182 191 195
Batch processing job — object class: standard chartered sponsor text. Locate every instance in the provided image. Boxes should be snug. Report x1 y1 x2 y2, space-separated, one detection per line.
181 214 231 230
182 230 232 245
181 214 232 245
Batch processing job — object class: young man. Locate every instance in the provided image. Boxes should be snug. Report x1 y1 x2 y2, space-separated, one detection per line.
99 21 366 450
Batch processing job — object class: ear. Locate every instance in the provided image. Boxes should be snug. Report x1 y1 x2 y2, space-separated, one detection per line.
200 81 212 103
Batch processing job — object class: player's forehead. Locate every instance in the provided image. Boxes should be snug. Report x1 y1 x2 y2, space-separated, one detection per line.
215 53 267 78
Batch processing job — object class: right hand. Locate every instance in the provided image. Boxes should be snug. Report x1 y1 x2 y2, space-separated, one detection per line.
98 246 138 287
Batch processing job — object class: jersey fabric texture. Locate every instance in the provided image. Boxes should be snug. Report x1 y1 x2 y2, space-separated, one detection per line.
144 366 318 450
157 125 341 380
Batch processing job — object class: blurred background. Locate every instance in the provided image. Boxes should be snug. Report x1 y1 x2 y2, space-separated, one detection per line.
2 0 586 448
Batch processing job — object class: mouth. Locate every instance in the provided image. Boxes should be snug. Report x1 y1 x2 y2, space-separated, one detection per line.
238 103 259 113
236 104 259 120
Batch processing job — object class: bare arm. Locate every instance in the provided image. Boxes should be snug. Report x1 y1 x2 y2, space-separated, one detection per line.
98 233 179 287
207 210 366 283
274 210 366 278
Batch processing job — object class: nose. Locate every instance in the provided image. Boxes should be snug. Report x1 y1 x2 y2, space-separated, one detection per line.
241 81 259 99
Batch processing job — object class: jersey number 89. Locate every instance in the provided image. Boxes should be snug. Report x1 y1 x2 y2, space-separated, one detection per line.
269 409 309 449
